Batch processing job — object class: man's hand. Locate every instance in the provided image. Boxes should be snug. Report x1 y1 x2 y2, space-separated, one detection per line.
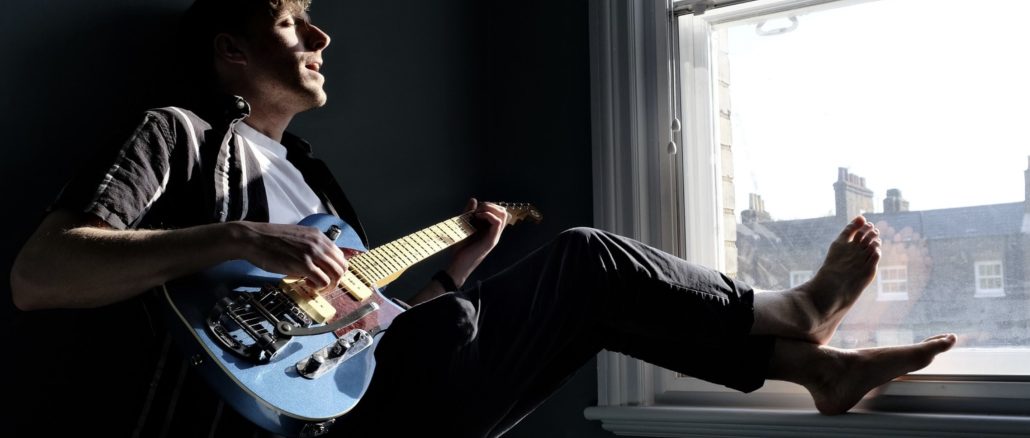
445 198 508 288
229 221 349 291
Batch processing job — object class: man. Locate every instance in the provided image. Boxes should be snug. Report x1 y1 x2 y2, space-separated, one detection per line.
10 0 956 436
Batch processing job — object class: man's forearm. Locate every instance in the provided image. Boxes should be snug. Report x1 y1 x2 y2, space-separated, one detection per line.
408 279 449 306
11 211 244 310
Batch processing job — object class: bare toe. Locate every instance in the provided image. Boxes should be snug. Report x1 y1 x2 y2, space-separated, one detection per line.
835 216 866 243
859 226 880 247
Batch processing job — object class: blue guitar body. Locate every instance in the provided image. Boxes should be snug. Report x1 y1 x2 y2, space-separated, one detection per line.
160 214 405 437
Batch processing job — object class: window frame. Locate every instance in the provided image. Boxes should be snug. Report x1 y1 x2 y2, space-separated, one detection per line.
876 265 909 301
974 260 1005 298
586 0 1030 435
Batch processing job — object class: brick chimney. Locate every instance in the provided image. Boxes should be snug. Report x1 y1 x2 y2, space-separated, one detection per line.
741 193 772 224
834 167 874 221
883 188 909 214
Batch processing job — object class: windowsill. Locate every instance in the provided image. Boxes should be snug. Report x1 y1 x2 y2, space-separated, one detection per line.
583 405 1030 437
974 291 1006 298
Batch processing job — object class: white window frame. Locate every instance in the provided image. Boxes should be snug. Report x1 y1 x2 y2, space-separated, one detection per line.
974 261 1005 298
876 265 909 302
586 0 1030 435
788 270 813 288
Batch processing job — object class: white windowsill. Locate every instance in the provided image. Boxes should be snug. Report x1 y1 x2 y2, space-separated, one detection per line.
584 405 1030 437
974 290 1005 298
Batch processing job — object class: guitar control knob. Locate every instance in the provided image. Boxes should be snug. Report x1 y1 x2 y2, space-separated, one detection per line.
302 354 325 375
325 225 342 242
329 339 352 358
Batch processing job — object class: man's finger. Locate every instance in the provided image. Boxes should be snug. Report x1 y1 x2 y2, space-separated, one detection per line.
304 260 331 289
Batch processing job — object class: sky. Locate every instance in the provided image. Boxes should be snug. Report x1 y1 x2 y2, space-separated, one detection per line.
721 0 1030 220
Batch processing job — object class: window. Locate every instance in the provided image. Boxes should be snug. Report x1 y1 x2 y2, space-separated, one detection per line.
588 0 1030 435
700 0 1030 373
788 270 812 287
876 265 908 302
975 261 1005 297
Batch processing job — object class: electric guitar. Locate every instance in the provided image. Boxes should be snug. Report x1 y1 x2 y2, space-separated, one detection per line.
160 203 542 437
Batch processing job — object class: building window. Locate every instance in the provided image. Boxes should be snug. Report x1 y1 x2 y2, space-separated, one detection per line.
876 265 909 301
975 261 1005 297
789 270 812 288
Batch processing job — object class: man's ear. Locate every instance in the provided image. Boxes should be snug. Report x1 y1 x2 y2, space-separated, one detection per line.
213 33 248 66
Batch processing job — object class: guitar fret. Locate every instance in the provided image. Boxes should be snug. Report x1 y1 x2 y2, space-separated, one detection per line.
410 233 428 256
428 227 453 248
377 248 405 276
405 236 428 258
372 250 396 277
375 247 398 274
380 243 399 268
380 245 406 274
352 255 376 280
350 258 379 281
445 220 462 238
366 254 390 279
415 230 435 254
404 244 420 262
444 221 467 240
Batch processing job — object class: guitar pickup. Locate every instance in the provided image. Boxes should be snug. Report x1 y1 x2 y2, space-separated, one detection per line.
295 329 373 380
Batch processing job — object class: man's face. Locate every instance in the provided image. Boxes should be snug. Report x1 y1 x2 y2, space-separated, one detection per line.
242 8 331 111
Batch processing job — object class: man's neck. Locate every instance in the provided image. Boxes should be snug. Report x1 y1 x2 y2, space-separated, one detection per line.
242 108 293 143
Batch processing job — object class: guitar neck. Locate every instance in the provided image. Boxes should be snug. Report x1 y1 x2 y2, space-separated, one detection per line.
348 213 477 287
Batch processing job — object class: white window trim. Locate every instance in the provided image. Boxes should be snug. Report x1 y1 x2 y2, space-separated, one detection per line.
876 265 909 302
974 260 1005 298
587 0 1030 435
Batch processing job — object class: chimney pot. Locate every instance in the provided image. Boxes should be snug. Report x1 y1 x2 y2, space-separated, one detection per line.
884 188 909 214
835 168 875 221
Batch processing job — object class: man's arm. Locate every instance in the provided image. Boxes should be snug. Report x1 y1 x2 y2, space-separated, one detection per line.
11 209 350 311
408 199 508 306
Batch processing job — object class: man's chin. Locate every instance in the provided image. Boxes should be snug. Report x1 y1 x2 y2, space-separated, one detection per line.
297 91 328 112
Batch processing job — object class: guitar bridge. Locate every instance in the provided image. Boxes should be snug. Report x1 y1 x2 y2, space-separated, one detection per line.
206 285 315 363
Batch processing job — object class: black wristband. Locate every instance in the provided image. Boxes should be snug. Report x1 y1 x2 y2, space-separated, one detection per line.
432 270 458 292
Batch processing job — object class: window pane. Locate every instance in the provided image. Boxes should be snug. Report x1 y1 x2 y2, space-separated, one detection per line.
716 0 1030 374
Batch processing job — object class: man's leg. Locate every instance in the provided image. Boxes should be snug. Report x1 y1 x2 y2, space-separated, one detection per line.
751 216 883 344
446 227 775 436
333 223 949 436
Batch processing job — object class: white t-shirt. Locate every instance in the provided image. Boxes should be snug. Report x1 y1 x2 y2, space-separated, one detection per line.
236 122 328 225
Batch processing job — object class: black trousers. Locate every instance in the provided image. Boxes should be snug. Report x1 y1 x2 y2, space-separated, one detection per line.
333 227 775 437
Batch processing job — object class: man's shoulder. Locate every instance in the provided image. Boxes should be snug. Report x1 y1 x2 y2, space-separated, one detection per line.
143 106 214 131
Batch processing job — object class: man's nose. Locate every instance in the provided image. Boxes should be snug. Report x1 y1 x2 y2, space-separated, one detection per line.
308 24 330 51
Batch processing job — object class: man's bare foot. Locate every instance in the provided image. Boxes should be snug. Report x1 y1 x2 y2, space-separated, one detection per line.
792 216 881 344
803 334 956 415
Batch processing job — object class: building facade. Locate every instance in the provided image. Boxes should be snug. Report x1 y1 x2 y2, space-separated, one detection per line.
736 160 1030 349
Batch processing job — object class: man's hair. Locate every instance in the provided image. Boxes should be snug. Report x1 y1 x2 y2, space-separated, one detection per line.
178 0 313 91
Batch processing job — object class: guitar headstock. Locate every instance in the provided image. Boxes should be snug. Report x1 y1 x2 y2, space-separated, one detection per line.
496 202 543 225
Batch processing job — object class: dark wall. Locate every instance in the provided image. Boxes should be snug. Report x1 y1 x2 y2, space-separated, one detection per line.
2 0 607 436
